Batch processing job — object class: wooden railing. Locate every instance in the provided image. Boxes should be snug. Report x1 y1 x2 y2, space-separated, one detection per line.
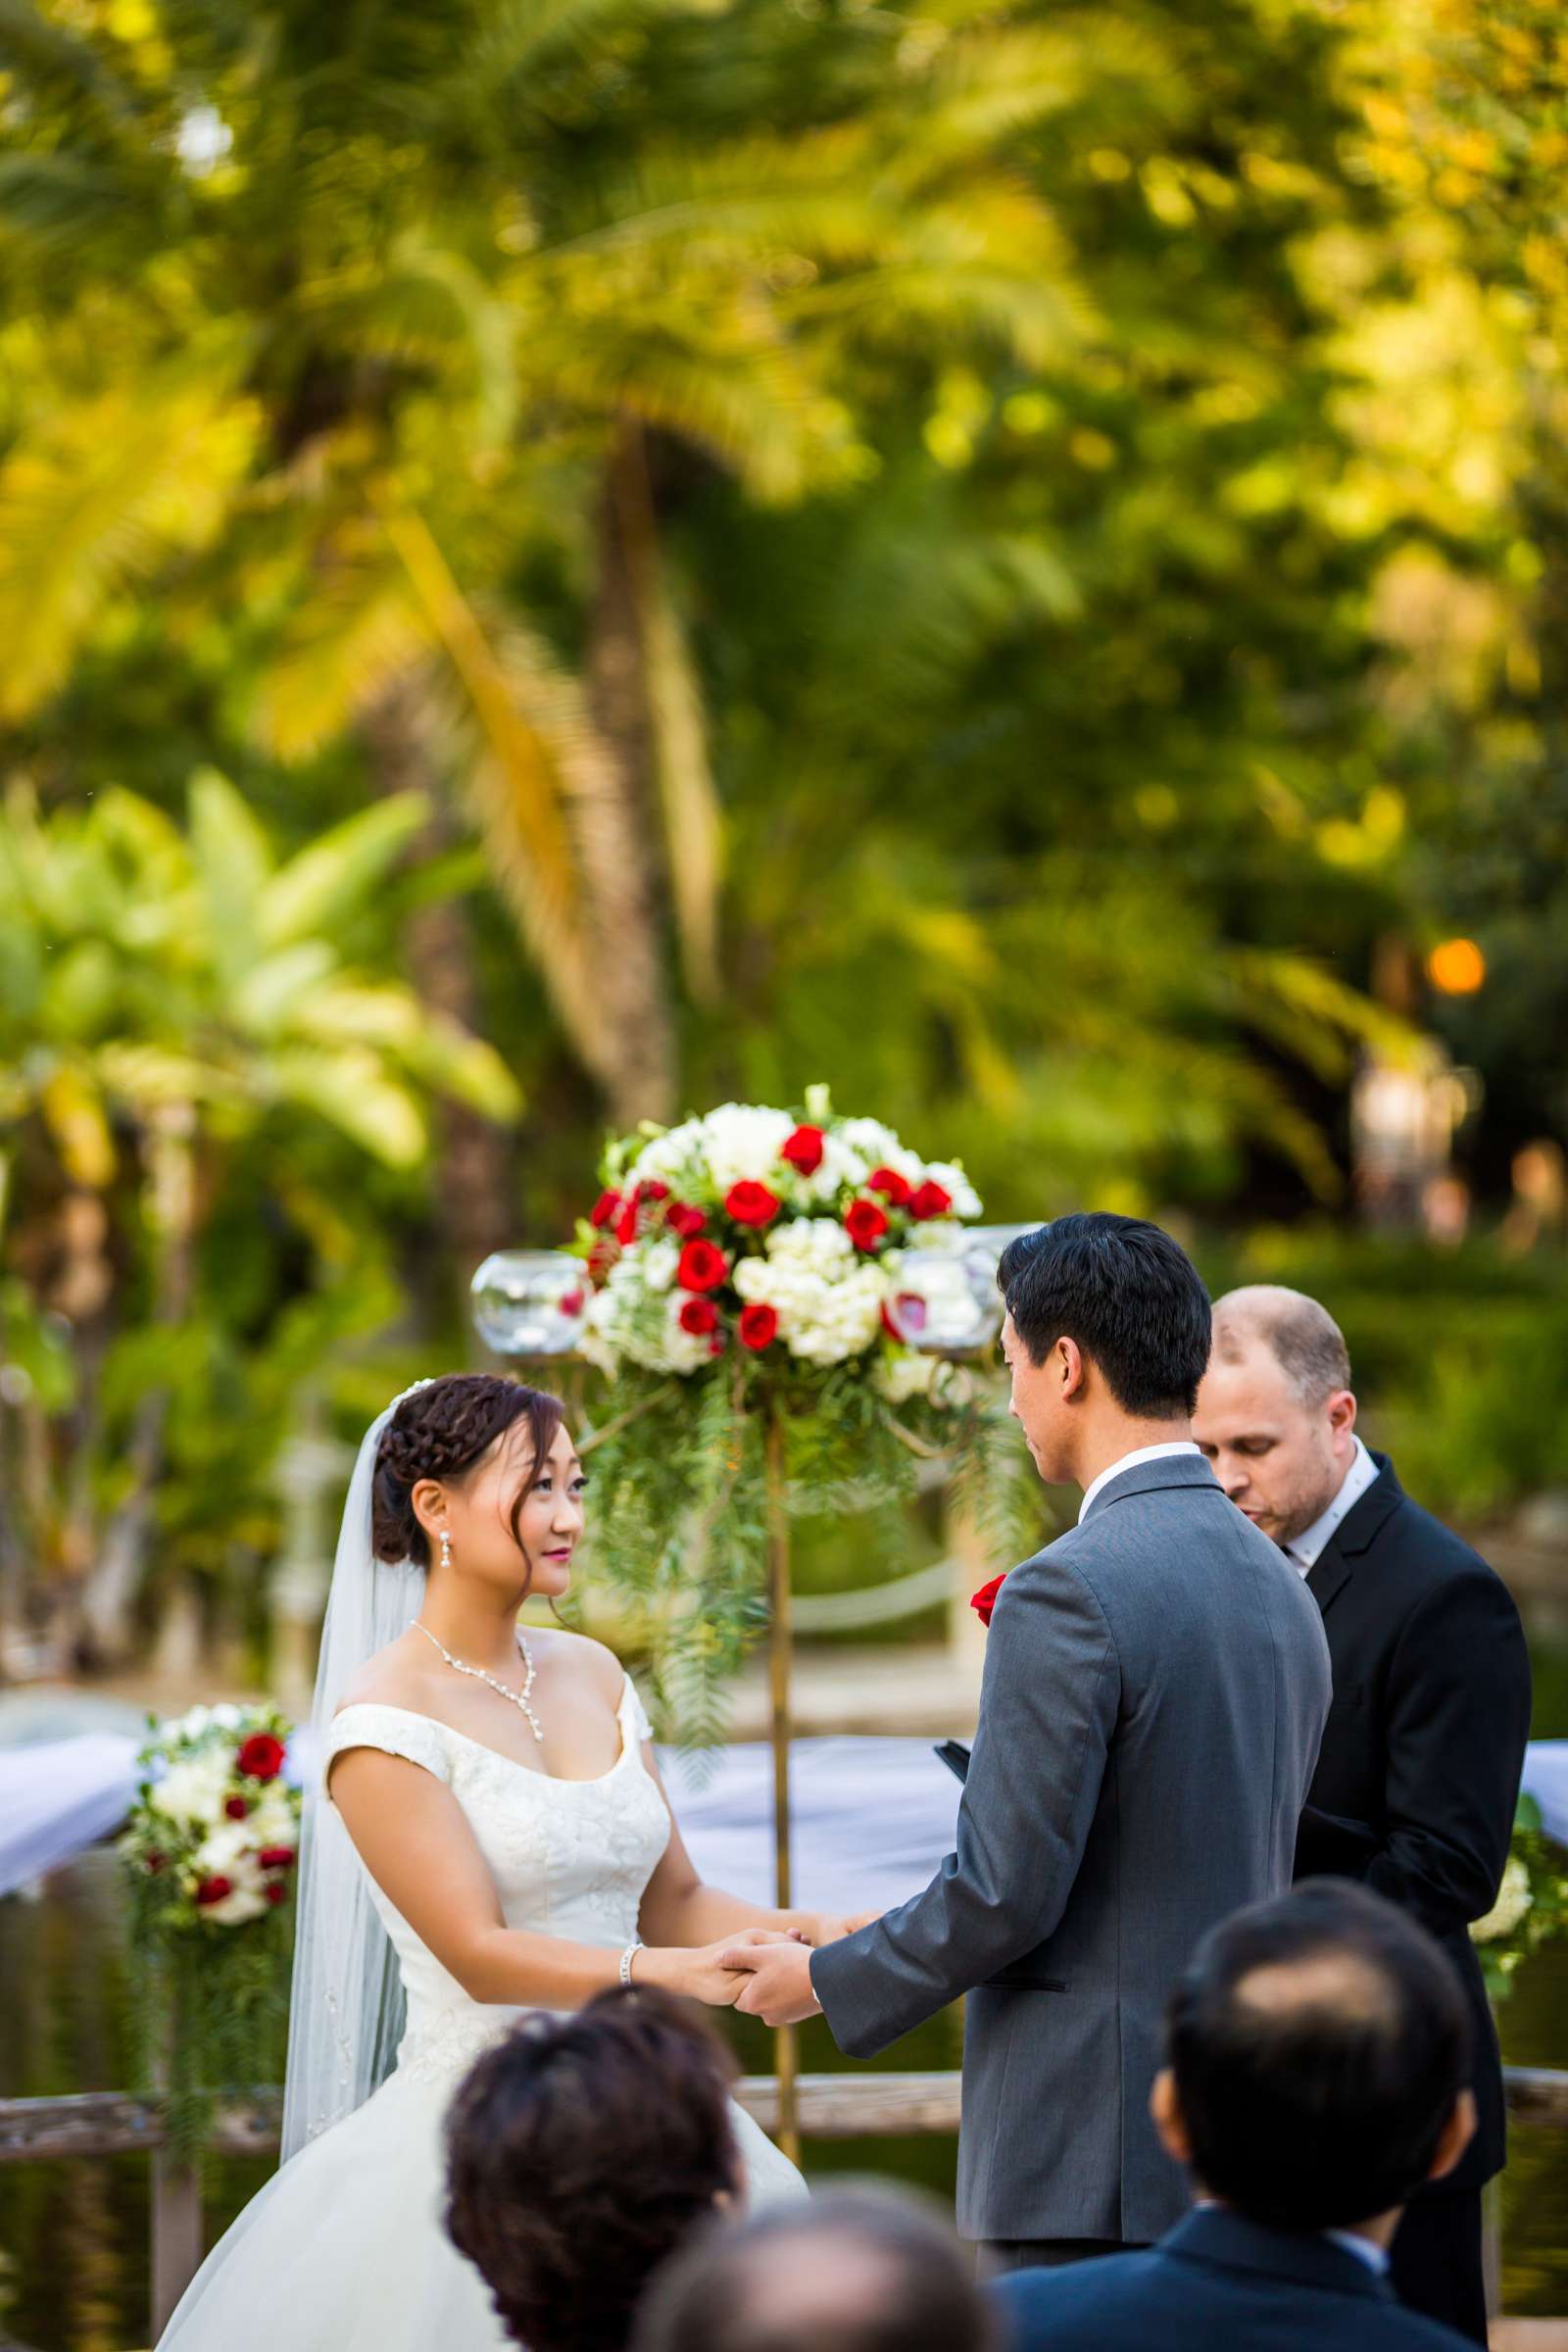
4 2069 1567 2337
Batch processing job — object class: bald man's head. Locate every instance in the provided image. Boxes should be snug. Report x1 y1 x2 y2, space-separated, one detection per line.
1162 1881 1472 2233
1193 1285 1359 1546
1211 1285 1351 1402
632 2189 996 2352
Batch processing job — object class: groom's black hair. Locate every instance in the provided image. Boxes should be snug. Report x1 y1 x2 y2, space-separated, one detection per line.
997 1211 1211 1416
1167 1880 1471 2230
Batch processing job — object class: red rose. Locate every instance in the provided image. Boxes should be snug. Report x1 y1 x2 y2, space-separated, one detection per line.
971 1573 1008 1629
665 1202 707 1240
264 1882 289 1905
223 1794 250 1821
908 1180 953 1221
641 1178 670 1204
258 1845 296 1870
724 1181 781 1229
867 1165 912 1207
844 1198 890 1252
738 1302 779 1351
195 1875 232 1907
589 1189 621 1230
557 1288 585 1319
781 1124 825 1176
676 1240 728 1294
236 1732 286 1782
678 1296 719 1336
708 1335 725 1356
614 1187 643 1246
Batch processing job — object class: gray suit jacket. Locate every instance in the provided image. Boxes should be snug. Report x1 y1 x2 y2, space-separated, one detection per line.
810 1453 1332 2245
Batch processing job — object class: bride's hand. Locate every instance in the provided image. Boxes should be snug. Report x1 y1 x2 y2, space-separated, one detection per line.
638 1929 800 2007
795 1909 881 1945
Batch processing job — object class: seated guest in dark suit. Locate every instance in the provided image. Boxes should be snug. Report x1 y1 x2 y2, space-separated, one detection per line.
444 1986 743 2352
992 1882 1478 2352
1195 1283 1531 2341
633 2185 997 2352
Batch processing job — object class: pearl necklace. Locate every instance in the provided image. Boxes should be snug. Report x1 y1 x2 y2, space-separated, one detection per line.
411 1620 545 1744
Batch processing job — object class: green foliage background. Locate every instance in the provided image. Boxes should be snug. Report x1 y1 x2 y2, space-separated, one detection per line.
0 0 1564 1668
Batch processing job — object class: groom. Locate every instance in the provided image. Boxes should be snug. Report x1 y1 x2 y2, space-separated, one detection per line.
725 1214 1333 2269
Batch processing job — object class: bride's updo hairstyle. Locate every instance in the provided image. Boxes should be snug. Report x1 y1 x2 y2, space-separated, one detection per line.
370 1374 564 1573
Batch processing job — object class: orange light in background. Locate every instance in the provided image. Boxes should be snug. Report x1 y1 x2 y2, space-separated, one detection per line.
1427 938 1487 995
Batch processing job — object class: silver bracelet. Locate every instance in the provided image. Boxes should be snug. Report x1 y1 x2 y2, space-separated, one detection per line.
619 1940 641 1986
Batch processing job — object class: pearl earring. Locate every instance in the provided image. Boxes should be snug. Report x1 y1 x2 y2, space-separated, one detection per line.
439 1530 452 1569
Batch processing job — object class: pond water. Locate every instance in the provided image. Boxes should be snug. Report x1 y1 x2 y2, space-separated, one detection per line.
3 1696 1567 2348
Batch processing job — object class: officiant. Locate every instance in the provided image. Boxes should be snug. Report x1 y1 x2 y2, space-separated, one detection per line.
1194 1286 1531 2345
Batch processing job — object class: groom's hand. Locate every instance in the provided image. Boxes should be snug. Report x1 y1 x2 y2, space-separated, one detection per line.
720 1936 822 2025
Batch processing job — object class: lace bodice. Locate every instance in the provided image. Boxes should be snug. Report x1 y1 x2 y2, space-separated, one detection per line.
322 1674 670 2085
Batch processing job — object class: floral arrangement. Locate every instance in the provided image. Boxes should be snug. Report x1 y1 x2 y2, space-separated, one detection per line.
119 1701 301 2158
565 1092 1030 1739
1470 1793 1568 2003
577 1092 982 1392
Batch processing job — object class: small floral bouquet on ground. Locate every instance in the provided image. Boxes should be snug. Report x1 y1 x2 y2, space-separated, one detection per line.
1470 1793 1568 2003
119 1702 301 2159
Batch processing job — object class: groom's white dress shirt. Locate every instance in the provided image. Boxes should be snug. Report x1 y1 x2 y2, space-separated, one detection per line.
1079 1441 1204 1523
1284 1436 1381 1575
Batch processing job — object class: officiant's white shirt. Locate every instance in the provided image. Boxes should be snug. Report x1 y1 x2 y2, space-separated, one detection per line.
1079 1441 1203 1523
1284 1435 1380 1575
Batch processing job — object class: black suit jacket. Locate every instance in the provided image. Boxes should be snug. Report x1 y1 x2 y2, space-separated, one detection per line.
1293 1453 1531 2186
992 2207 1474 2352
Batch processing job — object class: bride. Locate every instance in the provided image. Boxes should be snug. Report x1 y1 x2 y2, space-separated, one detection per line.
160 1371 829 2349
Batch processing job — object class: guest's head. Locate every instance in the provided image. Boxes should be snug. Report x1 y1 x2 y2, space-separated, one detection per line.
1154 1880 1475 2236
1194 1285 1357 1545
997 1214 1211 1483
445 1987 743 2352
633 2186 997 2352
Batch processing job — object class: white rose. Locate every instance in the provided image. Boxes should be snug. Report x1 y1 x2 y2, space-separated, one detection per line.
210 1703 244 1731
148 1755 230 1827
875 1348 939 1402
699 1104 795 1192
639 1241 679 1295
576 1324 620 1377
192 1821 263 1878
633 1119 705 1188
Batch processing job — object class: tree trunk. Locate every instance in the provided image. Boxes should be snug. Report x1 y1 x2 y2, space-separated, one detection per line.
576 420 680 1128
364 678 516 1288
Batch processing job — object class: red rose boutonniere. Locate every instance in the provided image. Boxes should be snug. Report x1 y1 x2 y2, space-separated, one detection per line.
970 1573 1007 1629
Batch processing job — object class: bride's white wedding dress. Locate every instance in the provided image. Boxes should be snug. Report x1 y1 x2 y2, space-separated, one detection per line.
160 1672 805 2349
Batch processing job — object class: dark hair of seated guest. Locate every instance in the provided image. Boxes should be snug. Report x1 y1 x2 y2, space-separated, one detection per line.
631 2185 998 2352
444 1986 742 2352
1163 1877 1472 2232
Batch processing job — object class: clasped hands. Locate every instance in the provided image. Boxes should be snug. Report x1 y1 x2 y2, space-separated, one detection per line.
703 1912 878 2025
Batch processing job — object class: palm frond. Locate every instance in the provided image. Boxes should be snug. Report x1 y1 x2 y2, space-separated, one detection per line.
0 356 257 719
379 502 614 1083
